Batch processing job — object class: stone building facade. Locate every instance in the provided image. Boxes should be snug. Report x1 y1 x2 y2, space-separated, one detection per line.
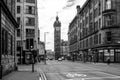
16 0 39 64
0 0 19 78
68 6 80 61
69 0 120 63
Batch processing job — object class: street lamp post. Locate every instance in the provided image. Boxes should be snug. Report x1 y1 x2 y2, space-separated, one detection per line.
44 32 49 64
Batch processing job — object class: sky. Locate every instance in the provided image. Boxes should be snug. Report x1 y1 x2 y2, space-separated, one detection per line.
37 0 86 51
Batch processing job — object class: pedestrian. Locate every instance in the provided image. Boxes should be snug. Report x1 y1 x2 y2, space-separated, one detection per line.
107 57 110 65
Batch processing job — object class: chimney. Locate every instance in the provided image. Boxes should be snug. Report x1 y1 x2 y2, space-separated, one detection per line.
76 5 80 14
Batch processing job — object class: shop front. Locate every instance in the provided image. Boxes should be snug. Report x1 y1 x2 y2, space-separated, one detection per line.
95 48 120 63
23 50 37 64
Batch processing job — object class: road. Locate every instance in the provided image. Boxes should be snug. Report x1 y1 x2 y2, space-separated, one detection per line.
38 60 120 80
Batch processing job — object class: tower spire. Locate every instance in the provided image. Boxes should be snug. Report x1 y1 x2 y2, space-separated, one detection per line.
56 12 59 21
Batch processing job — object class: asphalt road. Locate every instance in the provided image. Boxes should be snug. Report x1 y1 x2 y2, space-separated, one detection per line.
38 60 120 80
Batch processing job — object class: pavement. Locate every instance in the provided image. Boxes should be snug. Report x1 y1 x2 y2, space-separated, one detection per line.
2 62 47 80
1 61 120 80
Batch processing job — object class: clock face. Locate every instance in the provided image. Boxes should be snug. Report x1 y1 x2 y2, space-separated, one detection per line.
56 27 60 31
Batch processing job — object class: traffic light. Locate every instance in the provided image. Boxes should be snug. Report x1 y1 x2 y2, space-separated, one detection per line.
26 38 34 49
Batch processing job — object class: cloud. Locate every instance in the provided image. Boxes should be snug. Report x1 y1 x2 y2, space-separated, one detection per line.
67 0 76 2
62 0 76 9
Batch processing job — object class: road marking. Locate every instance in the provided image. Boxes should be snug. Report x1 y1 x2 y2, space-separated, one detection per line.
39 77 42 80
65 76 120 80
83 76 120 79
66 73 87 78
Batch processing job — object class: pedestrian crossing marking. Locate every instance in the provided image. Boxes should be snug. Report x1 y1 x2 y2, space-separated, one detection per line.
61 71 120 80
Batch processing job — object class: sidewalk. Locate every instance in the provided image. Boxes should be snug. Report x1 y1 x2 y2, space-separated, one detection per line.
2 62 46 80
2 71 39 80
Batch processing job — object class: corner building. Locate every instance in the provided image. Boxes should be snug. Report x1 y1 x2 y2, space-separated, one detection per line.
16 0 39 64
77 0 120 63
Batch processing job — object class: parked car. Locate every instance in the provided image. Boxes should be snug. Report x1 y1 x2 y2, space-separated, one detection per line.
58 58 62 61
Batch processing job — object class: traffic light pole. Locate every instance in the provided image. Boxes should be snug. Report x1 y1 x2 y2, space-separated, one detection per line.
32 53 34 72
30 46 34 72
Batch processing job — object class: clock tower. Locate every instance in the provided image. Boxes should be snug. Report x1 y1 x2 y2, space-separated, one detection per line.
53 16 61 60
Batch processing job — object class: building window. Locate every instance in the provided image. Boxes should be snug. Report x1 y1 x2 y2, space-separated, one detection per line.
86 39 88 47
106 0 112 10
26 17 35 26
94 21 98 31
17 6 21 13
105 15 113 26
99 33 101 44
98 1 101 15
106 31 111 42
26 38 34 49
99 18 101 29
17 0 20 2
90 37 93 46
17 29 20 37
26 29 35 37
94 8 97 18
26 6 35 14
17 41 21 47
2 29 8 55
17 17 20 25
89 12 93 22
26 0 35 3
11 35 13 55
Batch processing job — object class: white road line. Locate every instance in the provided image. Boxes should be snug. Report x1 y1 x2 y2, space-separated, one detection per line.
84 76 120 79
39 77 42 80
65 76 120 80
93 71 118 77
